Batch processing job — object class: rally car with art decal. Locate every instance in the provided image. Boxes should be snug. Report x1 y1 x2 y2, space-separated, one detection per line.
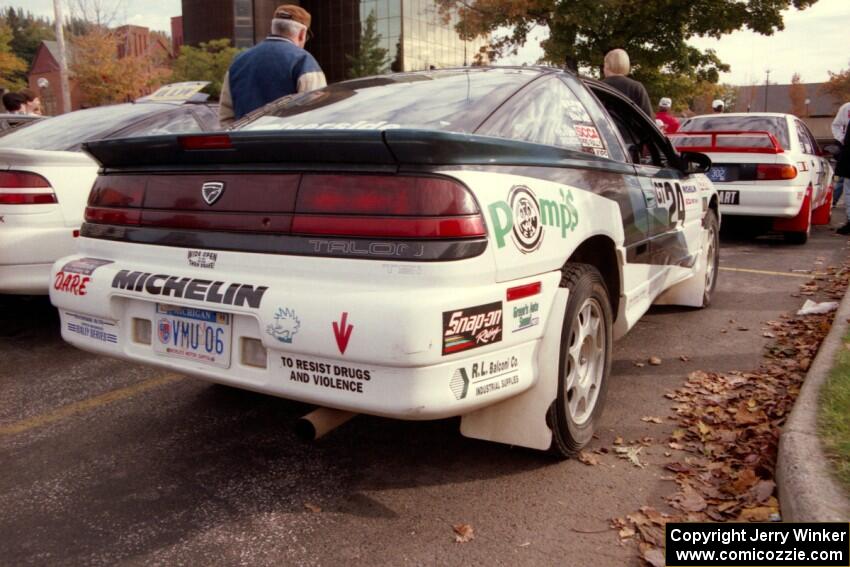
50 67 719 457
671 113 832 244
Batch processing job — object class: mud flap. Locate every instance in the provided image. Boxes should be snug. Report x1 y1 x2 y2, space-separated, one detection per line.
812 186 833 226
459 288 569 450
773 187 812 233
654 226 710 308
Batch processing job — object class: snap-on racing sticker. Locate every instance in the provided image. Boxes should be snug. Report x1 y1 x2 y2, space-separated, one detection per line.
61 257 113 276
281 355 371 394
266 307 300 344
442 301 503 355
187 250 217 269
488 186 579 252
449 355 520 400
65 312 118 344
511 301 540 333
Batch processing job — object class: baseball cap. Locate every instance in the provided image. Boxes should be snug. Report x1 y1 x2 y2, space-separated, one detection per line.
659 97 672 109
274 5 311 29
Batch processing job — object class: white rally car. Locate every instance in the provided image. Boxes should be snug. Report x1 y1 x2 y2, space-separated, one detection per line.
0 83 218 295
671 112 833 244
50 67 719 456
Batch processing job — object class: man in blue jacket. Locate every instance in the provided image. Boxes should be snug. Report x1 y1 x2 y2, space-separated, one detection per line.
219 4 326 126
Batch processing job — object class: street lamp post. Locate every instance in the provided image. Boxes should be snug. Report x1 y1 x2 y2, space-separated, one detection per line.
763 69 771 112
52 0 72 114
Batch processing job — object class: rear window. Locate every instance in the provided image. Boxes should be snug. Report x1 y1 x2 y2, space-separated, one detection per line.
0 103 167 151
680 115 790 149
236 68 540 134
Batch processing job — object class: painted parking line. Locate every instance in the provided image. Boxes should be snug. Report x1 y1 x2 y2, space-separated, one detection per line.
0 373 183 437
719 266 819 279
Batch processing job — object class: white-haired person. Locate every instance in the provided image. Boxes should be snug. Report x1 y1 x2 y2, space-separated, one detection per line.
219 4 326 127
712 99 725 113
601 48 653 117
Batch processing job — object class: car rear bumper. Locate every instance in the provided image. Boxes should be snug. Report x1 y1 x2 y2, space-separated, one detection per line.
0 226 78 294
715 183 807 217
50 256 561 420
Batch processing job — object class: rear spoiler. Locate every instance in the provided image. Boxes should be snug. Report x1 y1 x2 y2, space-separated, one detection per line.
668 130 784 154
82 129 631 174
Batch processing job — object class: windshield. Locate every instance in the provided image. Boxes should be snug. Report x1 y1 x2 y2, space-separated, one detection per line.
680 115 790 150
0 103 168 151
236 68 540 134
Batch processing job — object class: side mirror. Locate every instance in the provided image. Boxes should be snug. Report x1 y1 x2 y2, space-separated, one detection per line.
678 151 712 174
822 143 841 158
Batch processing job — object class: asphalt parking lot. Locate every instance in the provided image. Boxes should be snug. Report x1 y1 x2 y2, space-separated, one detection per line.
2 214 848 567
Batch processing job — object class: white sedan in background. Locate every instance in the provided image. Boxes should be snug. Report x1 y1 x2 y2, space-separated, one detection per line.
671 112 833 244
0 91 218 294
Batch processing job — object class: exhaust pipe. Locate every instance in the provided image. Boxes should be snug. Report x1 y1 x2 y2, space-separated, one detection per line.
296 407 357 441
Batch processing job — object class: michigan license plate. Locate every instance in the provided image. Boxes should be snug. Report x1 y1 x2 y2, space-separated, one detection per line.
707 166 728 182
153 304 232 368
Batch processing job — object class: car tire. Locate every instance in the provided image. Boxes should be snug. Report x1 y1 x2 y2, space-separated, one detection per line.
702 210 720 307
548 263 613 458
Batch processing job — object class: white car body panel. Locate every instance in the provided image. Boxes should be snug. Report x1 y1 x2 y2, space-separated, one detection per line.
0 149 98 294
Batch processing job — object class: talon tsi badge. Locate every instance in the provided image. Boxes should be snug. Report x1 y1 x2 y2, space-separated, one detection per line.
201 181 225 206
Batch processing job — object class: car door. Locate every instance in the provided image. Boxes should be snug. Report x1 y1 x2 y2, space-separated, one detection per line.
592 88 702 270
795 119 827 203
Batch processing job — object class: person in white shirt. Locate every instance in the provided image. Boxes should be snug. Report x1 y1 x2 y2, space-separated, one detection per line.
832 101 850 233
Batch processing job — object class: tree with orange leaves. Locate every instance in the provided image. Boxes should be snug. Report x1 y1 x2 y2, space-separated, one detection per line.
71 27 170 107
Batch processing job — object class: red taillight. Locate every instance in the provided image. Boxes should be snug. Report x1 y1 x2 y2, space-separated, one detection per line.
84 173 484 240
507 281 542 301
0 171 57 205
756 164 797 180
88 176 145 207
85 206 141 225
297 175 478 215
179 134 233 150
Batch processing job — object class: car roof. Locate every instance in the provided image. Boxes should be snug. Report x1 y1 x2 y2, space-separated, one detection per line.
688 112 791 119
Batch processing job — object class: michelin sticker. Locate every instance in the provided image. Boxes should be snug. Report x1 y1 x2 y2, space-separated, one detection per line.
266 307 301 344
488 186 579 252
449 355 520 400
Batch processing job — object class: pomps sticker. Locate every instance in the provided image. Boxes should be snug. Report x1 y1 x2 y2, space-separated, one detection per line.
488 186 580 252
442 301 503 355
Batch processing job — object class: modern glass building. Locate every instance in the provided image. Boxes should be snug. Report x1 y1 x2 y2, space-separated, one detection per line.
182 0 489 83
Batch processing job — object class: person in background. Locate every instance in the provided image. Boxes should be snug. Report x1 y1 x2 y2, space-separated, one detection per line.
655 97 679 134
219 4 326 127
20 88 42 115
2 92 25 114
712 99 725 113
601 48 653 117
832 100 850 216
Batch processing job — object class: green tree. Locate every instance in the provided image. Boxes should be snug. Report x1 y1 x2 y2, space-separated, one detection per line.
436 0 817 104
346 10 389 78
171 39 242 99
3 8 55 67
0 21 27 90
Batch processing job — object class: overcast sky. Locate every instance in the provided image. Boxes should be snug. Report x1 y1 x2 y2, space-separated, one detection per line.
6 0 849 85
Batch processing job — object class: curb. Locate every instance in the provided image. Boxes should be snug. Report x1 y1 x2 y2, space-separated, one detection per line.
777 285 850 521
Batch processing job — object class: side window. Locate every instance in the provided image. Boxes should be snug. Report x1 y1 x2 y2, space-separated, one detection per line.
795 120 814 155
798 120 820 156
595 90 671 169
479 77 609 158
118 110 203 138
